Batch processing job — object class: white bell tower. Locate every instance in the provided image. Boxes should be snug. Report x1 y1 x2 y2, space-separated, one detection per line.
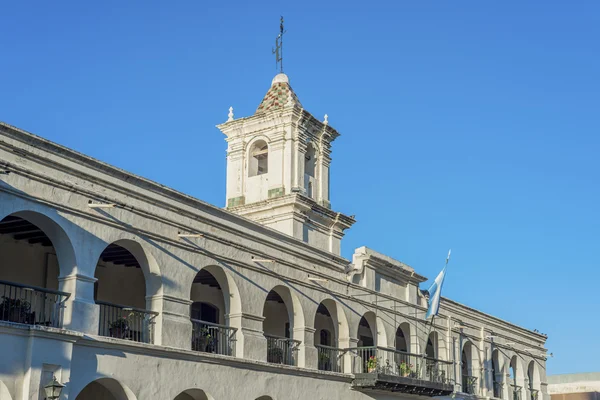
217 73 355 255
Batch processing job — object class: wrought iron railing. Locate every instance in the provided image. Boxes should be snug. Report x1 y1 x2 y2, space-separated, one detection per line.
351 346 452 384
511 385 522 400
315 344 342 372
463 375 478 395
494 382 504 398
97 301 157 344
0 280 70 328
191 319 236 356
530 389 539 400
265 334 300 366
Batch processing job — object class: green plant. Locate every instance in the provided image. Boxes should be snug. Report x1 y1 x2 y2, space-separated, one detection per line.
0 297 33 323
110 312 134 330
399 361 414 375
367 356 377 371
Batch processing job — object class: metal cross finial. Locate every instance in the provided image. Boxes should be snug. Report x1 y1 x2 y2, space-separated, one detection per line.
272 16 286 73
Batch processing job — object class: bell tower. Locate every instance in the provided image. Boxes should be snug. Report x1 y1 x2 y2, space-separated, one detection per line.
217 73 355 255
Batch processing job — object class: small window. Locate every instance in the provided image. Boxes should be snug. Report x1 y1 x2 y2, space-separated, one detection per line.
249 140 268 177
305 144 316 177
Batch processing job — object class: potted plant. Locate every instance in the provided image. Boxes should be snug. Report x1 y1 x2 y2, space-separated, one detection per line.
367 355 377 373
270 346 284 363
399 361 414 377
319 352 331 370
193 327 213 352
0 297 34 324
109 314 131 339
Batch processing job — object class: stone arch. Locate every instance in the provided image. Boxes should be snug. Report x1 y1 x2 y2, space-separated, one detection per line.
174 389 215 400
510 355 526 393
313 298 350 372
462 340 481 394
492 348 504 398
0 209 78 282
74 377 137 400
256 397 274 400
0 381 12 400
93 239 162 343
395 322 411 352
93 238 163 300
527 360 541 394
248 138 269 177
189 264 242 356
358 311 387 348
262 284 306 366
425 331 439 359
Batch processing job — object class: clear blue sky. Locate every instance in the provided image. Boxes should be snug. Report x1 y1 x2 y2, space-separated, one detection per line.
1 1 598 375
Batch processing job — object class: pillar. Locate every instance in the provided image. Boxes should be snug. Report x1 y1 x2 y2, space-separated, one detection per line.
59 273 98 335
229 312 266 361
295 326 317 369
149 294 192 349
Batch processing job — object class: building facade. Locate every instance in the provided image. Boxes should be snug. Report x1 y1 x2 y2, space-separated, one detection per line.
549 373 600 400
0 73 548 400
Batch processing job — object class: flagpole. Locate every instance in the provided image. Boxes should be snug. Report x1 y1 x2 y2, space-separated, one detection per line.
419 250 451 379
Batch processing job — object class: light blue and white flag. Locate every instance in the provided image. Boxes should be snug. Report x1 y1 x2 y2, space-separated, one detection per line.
425 250 451 320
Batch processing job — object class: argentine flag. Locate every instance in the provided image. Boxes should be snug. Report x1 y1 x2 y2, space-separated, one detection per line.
425 250 451 320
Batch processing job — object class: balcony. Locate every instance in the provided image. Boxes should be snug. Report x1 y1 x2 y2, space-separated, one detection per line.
463 375 478 395
316 344 343 373
351 347 454 396
494 382 503 398
0 280 69 328
265 335 300 366
191 319 237 356
98 301 157 344
511 385 523 400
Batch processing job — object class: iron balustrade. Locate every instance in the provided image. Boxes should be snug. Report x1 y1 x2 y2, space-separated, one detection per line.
265 335 300 366
191 319 237 356
97 301 157 344
351 346 452 384
0 280 70 328
463 375 478 395
530 389 539 400
315 344 342 372
511 385 523 400
494 382 504 398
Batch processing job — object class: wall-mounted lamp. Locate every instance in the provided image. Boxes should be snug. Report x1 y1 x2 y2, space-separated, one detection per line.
178 232 204 238
44 376 65 400
308 276 328 283
252 257 275 263
88 200 116 209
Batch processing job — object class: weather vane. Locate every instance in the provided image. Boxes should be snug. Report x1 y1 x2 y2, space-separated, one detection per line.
272 16 286 73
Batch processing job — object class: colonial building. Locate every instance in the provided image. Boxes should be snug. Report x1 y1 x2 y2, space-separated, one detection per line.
0 73 548 400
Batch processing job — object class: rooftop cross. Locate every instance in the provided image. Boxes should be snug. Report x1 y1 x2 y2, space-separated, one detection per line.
271 16 286 73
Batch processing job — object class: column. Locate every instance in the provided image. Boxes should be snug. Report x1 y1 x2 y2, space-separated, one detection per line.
148 294 191 349
229 312 266 361
59 273 98 335
295 326 317 369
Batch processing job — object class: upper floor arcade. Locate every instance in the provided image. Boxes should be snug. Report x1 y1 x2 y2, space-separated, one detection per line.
0 121 549 400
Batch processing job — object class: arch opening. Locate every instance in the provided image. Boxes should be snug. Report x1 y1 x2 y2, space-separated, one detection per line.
190 265 240 356
94 240 157 343
510 356 524 400
262 286 303 366
527 361 541 400
0 213 73 328
462 341 479 395
249 140 268 177
174 389 214 400
75 378 136 400
395 322 410 353
492 349 503 398
313 299 348 372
